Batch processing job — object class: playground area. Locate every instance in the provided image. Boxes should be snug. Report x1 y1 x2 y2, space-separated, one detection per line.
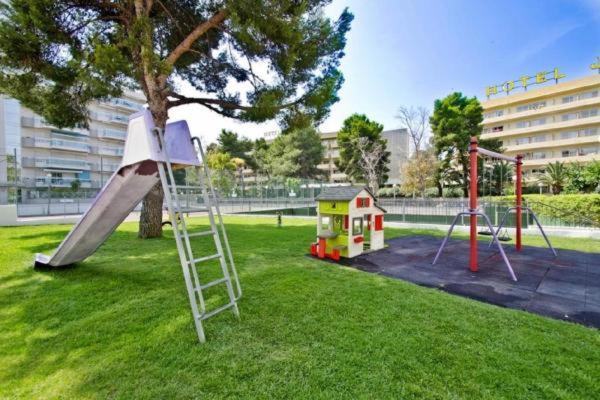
1 216 599 399
343 235 600 328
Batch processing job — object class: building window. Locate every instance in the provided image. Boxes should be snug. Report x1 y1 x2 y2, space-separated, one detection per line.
492 126 503 132
582 128 598 137
516 101 546 113
562 95 574 104
560 131 578 140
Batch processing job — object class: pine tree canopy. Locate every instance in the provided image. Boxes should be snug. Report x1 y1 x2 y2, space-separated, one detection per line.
0 0 353 129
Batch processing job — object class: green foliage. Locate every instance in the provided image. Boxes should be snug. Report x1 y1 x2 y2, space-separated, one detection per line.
217 130 255 169
430 92 485 195
0 1 353 129
498 193 600 224
537 161 569 194
336 114 390 185
69 179 81 194
565 161 600 193
206 150 236 195
1 218 599 398
480 160 513 196
266 127 324 178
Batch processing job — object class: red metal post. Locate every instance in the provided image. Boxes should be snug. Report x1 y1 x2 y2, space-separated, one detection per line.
515 155 523 251
469 137 478 272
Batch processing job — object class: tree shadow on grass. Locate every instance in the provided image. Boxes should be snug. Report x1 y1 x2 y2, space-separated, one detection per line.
4 221 598 398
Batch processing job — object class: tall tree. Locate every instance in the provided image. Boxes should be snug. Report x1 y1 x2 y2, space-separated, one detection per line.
266 127 324 178
401 147 438 197
538 161 568 194
206 149 236 196
217 130 254 169
395 106 429 155
430 93 484 197
0 0 353 237
336 114 390 187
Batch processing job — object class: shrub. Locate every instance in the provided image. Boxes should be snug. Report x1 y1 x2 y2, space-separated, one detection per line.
497 194 600 224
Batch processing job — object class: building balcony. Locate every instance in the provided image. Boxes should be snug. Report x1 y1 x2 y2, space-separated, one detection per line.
90 111 129 125
22 157 91 171
482 115 600 139
522 153 600 167
483 95 600 125
96 146 124 157
504 135 600 153
99 97 144 112
21 137 91 153
21 116 54 129
33 177 94 188
91 128 127 141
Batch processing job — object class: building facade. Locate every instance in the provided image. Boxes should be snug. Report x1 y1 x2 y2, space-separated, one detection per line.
0 91 146 203
481 74 600 178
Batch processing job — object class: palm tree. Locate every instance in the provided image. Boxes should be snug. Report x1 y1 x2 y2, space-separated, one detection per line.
538 161 568 194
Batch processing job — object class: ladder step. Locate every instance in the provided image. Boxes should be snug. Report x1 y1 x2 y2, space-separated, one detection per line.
177 207 208 213
189 253 221 264
187 230 214 238
199 302 236 320
198 277 228 290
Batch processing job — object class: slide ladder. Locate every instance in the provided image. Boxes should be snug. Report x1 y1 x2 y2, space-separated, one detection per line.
155 127 242 343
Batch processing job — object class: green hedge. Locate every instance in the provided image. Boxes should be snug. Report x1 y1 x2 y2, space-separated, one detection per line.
496 194 600 225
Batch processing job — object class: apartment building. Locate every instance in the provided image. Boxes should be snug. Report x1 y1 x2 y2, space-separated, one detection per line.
481 74 600 177
0 91 146 202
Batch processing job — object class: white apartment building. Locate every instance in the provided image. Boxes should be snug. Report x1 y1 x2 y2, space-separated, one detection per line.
481 74 600 177
0 91 146 203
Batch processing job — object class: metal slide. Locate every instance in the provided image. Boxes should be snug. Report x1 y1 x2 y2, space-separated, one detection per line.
34 110 200 268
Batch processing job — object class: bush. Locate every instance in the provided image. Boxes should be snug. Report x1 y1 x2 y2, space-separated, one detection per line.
496 194 600 224
442 187 463 198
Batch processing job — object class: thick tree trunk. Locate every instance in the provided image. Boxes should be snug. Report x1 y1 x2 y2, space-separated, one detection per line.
138 97 169 238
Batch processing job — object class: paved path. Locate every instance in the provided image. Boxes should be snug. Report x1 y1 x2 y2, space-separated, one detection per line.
345 236 600 328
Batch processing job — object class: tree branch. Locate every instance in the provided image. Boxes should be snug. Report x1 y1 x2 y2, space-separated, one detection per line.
164 9 229 67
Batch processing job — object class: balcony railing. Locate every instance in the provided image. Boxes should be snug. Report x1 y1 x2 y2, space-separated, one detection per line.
90 111 129 124
21 137 91 152
21 116 53 128
22 157 91 170
101 98 144 111
97 146 124 156
91 128 127 140
33 177 94 188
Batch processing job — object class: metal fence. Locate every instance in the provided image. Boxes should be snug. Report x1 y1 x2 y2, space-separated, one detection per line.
5 174 599 230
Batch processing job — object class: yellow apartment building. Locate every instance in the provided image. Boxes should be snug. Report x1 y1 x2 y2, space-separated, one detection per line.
481 73 600 178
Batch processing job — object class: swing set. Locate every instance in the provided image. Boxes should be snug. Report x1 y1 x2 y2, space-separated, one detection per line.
432 137 556 281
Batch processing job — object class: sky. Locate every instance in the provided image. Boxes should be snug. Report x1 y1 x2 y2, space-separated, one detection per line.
168 0 600 145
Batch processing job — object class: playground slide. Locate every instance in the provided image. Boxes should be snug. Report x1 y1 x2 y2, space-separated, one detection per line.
34 110 200 268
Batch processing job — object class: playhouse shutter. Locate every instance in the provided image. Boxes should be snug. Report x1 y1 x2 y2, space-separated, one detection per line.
375 215 383 231
344 215 349 229
365 197 370 207
356 197 361 208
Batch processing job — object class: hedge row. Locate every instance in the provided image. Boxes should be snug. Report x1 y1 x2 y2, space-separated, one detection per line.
496 194 600 225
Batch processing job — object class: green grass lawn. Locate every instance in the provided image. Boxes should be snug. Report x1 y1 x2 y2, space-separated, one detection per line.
1 216 599 399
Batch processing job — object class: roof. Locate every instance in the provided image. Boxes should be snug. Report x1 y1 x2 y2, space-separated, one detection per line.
316 186 387 213
316 186 370 201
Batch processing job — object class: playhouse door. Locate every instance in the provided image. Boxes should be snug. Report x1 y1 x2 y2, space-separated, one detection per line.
364 214 372 249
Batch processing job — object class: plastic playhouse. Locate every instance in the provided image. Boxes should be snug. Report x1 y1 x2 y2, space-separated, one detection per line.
310 186 386 261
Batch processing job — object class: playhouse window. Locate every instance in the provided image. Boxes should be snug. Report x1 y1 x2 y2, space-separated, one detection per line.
352 217 363 235
320 216 331 229
356 197 370 208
